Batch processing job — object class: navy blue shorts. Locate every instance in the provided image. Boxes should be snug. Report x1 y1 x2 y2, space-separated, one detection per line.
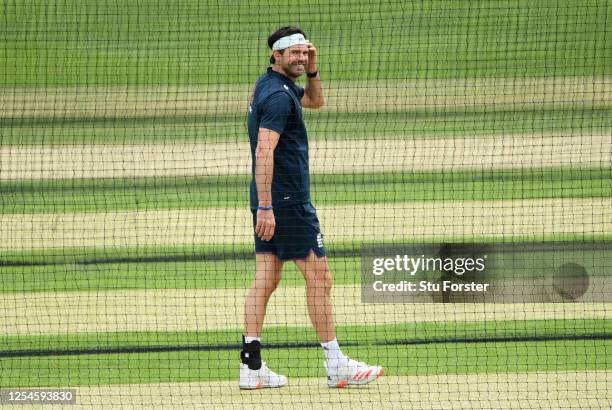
252 202 326 261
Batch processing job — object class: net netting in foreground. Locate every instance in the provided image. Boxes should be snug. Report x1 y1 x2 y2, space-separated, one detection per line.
0 1 610 408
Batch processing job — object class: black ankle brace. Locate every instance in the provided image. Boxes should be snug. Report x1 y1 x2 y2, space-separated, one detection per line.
240 337 262 370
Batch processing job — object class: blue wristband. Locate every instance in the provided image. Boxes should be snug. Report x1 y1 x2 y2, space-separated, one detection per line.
257 205 273 210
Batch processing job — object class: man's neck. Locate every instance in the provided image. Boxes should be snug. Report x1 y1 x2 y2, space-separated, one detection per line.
271 65 296 82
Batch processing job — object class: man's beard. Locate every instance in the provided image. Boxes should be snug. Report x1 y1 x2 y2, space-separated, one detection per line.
283 62 304 78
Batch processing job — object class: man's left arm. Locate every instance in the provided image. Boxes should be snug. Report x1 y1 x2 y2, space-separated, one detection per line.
301 40 325 109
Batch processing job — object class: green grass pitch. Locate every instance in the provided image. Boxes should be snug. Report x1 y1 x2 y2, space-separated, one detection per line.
0 0 609 399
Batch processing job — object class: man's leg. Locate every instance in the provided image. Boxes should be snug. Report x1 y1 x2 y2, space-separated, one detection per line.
295 250 383 388
240 252 287 389
293 250 335 342
244 252 284 337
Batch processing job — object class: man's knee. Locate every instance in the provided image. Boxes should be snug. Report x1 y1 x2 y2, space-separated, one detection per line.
295 250 333 290
304 267 333 292
251 271 282 298
253 252 283 294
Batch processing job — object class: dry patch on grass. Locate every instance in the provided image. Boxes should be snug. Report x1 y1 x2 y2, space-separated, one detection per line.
1 76 610 118
0 286 608 335
68 371 612 409
1 198 610 251
0 134 609 179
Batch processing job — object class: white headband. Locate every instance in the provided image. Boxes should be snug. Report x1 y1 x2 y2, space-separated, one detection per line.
272 33 307 51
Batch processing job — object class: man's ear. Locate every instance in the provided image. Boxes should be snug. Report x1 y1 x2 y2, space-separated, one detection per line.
272 50 283 64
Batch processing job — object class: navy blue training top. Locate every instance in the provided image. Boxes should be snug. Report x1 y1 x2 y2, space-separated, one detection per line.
248 68 311 210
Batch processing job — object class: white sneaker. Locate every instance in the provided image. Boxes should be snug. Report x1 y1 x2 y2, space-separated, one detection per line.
239 362 288 389
325 358 384 388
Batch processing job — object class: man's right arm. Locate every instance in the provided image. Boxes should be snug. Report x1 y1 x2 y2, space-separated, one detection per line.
255 127 280 208
254 91 291 241
254 127 280 241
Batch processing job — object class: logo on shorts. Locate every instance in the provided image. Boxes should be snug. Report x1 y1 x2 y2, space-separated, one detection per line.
317 233 324 248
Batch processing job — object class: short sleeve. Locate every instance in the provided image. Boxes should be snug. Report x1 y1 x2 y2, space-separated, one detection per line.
259 91 293 134
296 85 305 100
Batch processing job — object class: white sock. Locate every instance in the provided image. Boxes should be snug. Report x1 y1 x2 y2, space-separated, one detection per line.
244 336 261 344
321 338 348 368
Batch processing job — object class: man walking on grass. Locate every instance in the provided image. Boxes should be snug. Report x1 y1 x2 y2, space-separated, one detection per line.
240 26 384 389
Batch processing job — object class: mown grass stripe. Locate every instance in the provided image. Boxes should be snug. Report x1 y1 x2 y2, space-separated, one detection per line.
2 108 611 145
1 167 610 213
1 244 610 292
1 235 611 267
2 334 610 359
1 320 607 353
3 167 609 192
2 106 610 126
2 0 610 85
1 341 608 386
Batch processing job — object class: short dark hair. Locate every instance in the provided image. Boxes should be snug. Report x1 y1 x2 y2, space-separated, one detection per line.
268 26 307 65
